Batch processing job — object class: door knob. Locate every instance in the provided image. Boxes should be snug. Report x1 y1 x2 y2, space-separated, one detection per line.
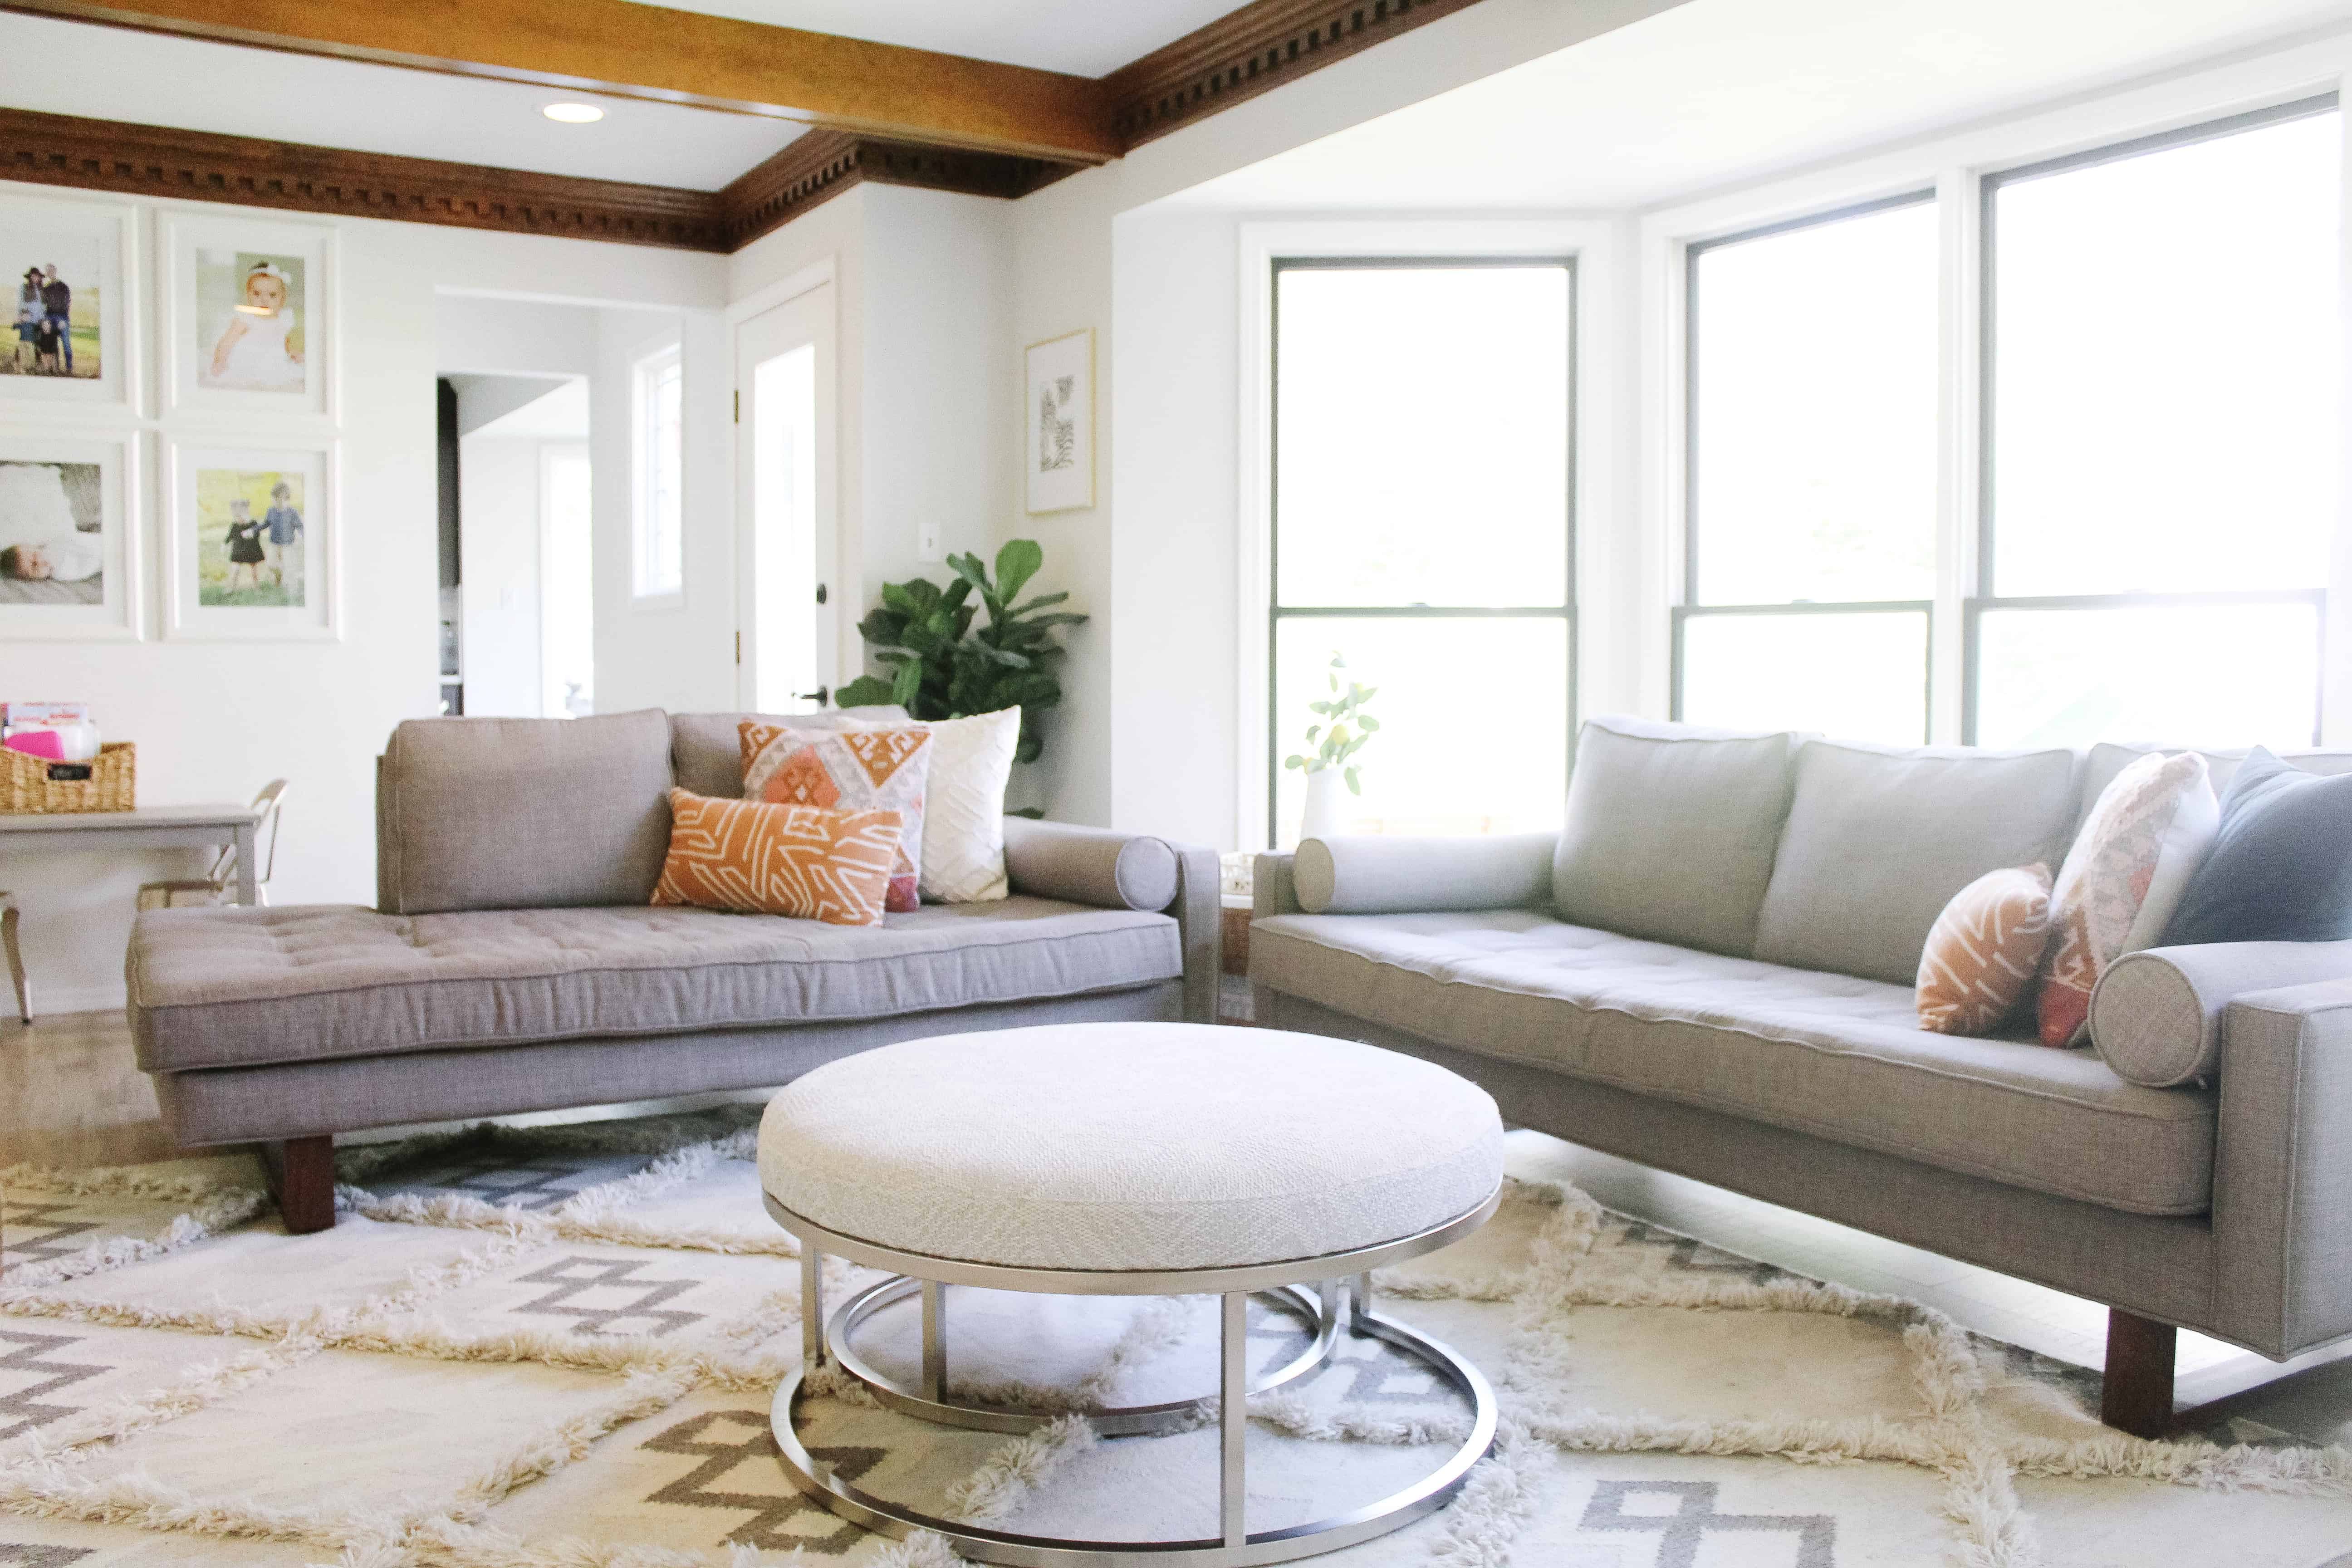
795 686 829 706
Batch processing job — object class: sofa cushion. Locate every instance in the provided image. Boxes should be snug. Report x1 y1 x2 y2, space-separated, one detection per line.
1250 911 2214 1215
1551 716 1798 957
1754 738 2080 985
668 706 910 799
379 710 676 916
130 897 1182 1074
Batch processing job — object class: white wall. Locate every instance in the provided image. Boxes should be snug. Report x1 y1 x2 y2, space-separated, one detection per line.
725 185 1014 716
995 0 1690 835
456 435 543 717
3 189 721 1011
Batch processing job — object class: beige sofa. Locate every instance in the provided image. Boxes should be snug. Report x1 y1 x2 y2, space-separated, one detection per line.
1251 715 2352 1437
126 708 1220 1232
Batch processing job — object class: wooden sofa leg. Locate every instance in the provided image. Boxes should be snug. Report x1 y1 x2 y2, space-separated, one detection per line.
2101 1308 2177 1438
265 1136 336 1234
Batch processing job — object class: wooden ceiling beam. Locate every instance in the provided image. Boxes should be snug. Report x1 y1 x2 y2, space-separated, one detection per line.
0 0 1118 165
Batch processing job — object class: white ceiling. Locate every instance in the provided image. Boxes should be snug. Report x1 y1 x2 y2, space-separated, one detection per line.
1179 0 2352 212
0 14 804 191
652 0 1239 77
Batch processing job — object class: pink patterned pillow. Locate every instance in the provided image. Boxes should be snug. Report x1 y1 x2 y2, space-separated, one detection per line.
2035 751 2218 1047
740 720 933 913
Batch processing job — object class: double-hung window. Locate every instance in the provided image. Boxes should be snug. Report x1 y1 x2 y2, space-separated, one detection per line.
1678 195 1941 742
1675 96 2340 749
1269 259 1574 845
632 346 684 600
1972 99 2338 746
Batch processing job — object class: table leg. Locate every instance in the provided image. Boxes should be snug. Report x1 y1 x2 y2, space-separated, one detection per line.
921 1279 947 1401
232 824 258 906
1221 1290 1247 1548
802 1245 826 1368
1353 1270 1375 1332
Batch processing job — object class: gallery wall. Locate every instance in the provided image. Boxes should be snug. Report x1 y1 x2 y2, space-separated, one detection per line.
0 183 722 1010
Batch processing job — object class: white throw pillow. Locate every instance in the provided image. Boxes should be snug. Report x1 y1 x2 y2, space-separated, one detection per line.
912 708 1020 902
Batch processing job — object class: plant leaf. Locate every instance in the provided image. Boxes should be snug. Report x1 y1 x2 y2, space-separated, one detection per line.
1345 766 1361 794
995 539 1044 603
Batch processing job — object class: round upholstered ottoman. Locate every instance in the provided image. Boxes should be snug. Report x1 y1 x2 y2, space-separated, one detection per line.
760 1021 1504 1565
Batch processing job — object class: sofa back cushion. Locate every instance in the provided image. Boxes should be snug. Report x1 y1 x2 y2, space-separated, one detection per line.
1754 738 2080 985
379 709 675 915
2077 741 2352 832
668 706 911 798
1552 716 1798 956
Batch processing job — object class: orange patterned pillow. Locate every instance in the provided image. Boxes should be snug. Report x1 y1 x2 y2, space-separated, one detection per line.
1916 863 2053 1036
651 789 902 927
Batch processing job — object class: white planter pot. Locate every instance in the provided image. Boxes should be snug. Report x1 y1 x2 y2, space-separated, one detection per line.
1299 766 1346 843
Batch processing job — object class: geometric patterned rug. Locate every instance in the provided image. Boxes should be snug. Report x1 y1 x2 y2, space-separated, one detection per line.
4 1108 2351 1568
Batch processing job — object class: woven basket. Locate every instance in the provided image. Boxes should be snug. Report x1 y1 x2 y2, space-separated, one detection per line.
0 741 136 813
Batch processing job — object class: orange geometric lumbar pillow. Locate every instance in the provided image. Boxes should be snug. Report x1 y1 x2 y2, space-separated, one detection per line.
1916 863 2054 1036
651 788 902 927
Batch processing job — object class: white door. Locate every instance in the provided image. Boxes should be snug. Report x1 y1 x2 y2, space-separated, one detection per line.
734 284 837 711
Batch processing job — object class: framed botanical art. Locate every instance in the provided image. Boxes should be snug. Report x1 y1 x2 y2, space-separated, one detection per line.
163 438 338 641
162 214 336 421
1025 327 1094 514
0 431 141 641
0 192 138 415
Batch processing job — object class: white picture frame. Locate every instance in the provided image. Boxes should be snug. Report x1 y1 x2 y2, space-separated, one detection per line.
162 214 336 422
0 193 139 416
1025 327 1094 514
0 430 142 641
163 437 339 641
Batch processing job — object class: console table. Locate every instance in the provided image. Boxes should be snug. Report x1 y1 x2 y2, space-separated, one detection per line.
0 804 266 904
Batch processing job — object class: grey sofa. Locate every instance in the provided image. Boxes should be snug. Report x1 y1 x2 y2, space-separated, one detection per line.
126 708 1219 1231
1251 715 2352 1438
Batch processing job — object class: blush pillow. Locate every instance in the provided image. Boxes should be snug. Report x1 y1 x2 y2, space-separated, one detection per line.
2035 750 2218 1047
651 789 901 926
740 720 933 912
1916 863 2054 1035
2164 748 2352 946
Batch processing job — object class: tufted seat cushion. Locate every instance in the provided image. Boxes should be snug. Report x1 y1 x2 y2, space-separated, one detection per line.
130 899 1181 1074
759 1023 1503 1271
1250 911 2215 1216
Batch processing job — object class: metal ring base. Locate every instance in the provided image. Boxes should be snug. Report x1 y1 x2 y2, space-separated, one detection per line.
827 1275 1341 1438
771 1284 1497 1568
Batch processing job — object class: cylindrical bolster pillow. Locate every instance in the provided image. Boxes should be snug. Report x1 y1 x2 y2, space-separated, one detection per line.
1001 818 1181 911
2092 940 2352 1085
1294 832 1558 915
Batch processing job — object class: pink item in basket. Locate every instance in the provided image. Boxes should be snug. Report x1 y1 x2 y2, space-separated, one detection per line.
4 729 65 760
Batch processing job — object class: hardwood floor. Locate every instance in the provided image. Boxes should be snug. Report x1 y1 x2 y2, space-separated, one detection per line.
0 1006 183 1170
7 1003 2351 1444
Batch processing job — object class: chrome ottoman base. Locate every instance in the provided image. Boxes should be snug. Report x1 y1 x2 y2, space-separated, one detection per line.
766 1193 1500 1568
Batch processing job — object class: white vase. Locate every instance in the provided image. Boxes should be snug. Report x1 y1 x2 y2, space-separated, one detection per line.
1299 766 1346 843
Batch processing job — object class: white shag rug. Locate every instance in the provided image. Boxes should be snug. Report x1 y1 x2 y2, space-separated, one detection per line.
3 1108 2351 1568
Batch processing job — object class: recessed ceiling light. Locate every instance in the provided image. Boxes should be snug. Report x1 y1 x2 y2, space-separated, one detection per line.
542 103 605 124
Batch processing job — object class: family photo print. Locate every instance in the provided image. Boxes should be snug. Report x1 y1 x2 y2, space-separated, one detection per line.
167 441 335 640
167 214 333 418
0 193 133 411
0 432 137 639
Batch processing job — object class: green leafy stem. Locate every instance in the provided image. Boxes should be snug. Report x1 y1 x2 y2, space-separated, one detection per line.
1283 652 1379 795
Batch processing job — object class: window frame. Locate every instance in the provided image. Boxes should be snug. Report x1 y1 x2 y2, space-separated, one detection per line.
1265 254 1579 845
1672 190 1940 744
630 344 685 603
1960 93 2337 746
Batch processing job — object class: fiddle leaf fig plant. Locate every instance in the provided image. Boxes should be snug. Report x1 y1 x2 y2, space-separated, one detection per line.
833 539 1087 768
1283 653 1380 795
